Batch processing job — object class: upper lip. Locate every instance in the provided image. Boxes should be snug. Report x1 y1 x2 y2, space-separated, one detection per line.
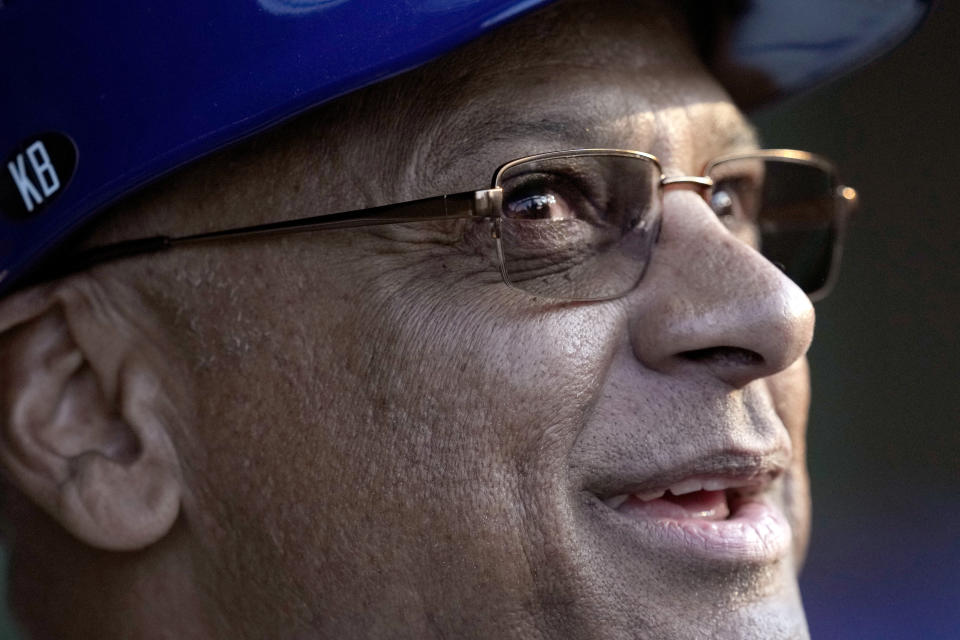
586 448 790 503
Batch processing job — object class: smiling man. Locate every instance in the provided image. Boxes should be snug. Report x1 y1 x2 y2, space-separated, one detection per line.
0 0 930 638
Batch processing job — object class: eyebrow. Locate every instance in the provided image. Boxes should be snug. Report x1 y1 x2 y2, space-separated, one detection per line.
433 115 598 178
450 114 760 173
492 118 582 142
460 117 597 156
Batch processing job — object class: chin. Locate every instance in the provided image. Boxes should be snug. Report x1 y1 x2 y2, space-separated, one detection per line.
574 545 809 639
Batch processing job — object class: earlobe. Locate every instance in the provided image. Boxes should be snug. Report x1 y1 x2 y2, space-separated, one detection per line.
0 279 182 551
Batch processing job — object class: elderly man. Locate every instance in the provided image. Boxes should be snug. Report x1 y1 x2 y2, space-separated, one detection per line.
0 0 929 638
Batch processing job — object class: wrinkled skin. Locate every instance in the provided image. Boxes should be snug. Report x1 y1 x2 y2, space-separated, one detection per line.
0 1 814 638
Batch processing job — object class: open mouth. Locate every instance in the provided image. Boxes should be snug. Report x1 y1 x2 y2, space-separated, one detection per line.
594 473 793 563
601 477 765 520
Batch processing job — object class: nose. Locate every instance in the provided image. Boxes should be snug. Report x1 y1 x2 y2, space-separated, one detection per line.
626 190 815 389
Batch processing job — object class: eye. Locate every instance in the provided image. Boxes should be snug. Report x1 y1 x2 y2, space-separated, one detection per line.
493 155 661 300
711 181 756 223
500 168 603 223
710 180 761 247
505 192 575 221
710 188 737 219
497 172 617 282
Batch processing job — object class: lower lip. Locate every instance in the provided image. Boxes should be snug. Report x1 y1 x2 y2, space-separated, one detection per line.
604 494 793 564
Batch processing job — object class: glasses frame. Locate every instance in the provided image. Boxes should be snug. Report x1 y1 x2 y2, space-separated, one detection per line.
705 148 857 301
46 148 857 302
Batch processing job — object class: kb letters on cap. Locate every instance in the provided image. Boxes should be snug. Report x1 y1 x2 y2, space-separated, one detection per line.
1 133 77 219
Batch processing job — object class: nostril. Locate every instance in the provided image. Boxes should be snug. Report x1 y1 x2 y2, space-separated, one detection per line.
680 346 764 367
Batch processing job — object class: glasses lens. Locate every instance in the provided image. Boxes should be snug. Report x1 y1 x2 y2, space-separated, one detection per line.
706 156 840 296
495 153 662 301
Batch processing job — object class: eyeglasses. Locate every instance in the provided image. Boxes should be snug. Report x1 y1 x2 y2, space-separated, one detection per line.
54 148 857 302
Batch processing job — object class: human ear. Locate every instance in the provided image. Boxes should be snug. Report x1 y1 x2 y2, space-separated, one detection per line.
0 279 182 551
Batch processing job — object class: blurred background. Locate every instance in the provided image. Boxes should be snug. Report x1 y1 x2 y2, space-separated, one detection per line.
1 2 957 639
756 2 960 637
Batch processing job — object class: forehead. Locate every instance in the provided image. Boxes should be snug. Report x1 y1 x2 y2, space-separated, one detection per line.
410 0 756 177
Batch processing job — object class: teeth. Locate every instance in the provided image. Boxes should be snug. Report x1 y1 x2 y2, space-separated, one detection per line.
668 479 703 496
604 477 766 509
636 488 666 502
703 478 732 491
603 494 629 510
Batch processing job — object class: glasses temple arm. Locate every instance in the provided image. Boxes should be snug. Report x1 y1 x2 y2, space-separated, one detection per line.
175 188 501 243
32 188 503 284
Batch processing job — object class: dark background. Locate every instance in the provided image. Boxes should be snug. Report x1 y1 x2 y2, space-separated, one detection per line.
756 2 960 637
1 4 957 639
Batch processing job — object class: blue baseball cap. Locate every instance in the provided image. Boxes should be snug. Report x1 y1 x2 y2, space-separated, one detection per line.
0 0 932 295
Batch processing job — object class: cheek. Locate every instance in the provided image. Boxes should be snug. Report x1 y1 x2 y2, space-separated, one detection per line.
350 275 623 469
765 357 810 463
216 258 627 619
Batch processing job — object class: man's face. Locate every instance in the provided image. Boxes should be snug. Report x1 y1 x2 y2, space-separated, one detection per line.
164 1 814 637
